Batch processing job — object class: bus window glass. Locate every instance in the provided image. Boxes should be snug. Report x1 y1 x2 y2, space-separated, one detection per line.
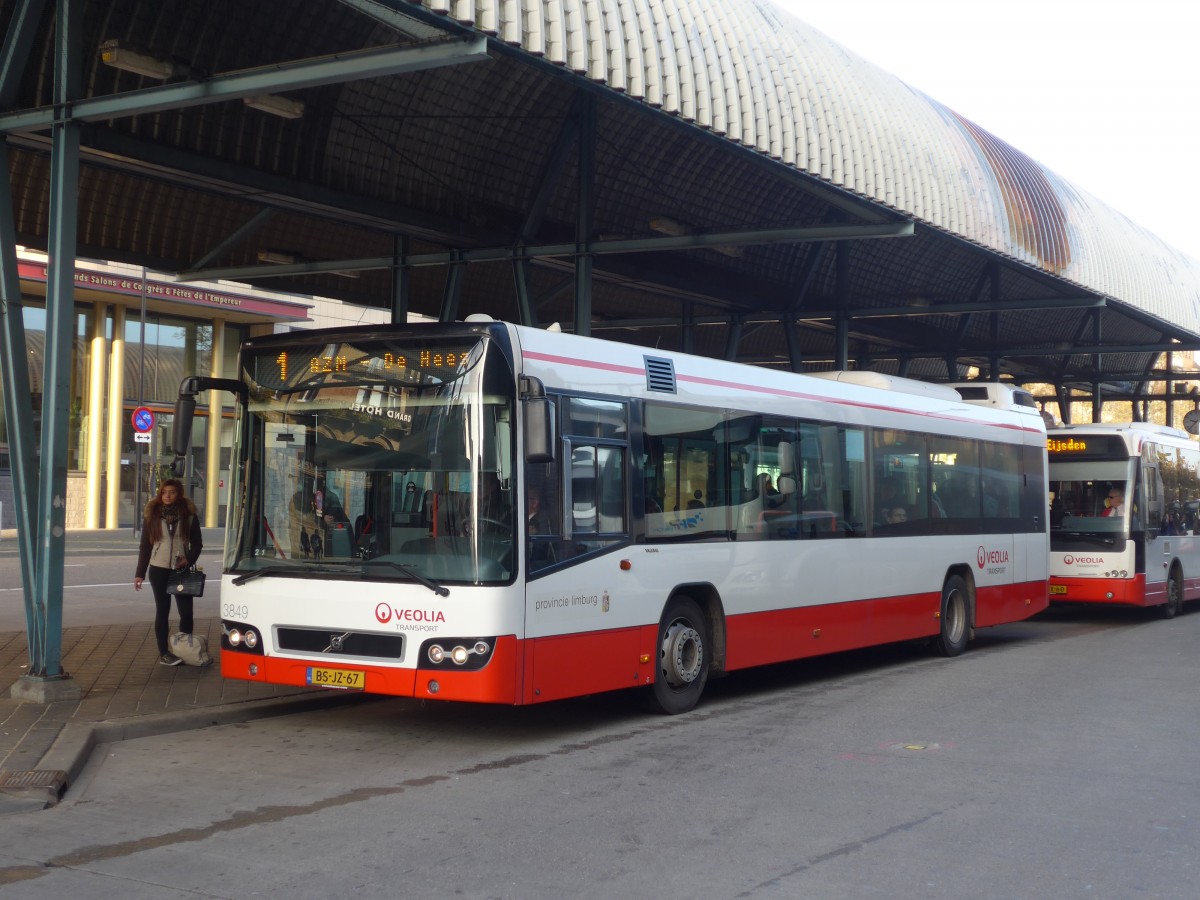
231 334 517 584
554 396 628 561
930 436 980 521
981 443 1021 521
874 429 932 525
838 426 868 536
644 404 726 540
731 417 810 541
565 397 626 439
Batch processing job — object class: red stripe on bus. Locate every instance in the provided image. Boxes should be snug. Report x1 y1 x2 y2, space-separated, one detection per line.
221 636 522 705
522 350 1040 434
224 579 1048 705
1049 574 1148 606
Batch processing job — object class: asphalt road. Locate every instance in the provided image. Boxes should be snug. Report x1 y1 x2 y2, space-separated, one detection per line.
1 601 1196 899
0 537 222 631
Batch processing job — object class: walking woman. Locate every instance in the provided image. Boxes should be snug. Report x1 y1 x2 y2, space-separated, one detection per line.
133 479 203 666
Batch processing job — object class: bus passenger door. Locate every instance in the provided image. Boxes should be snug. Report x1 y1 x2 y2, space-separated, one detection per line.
1019 442 1049 587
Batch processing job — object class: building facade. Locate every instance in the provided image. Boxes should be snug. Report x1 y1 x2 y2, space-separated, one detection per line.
0 250 390 531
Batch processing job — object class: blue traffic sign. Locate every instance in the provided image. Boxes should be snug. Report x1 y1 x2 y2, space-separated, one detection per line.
132 407 155 433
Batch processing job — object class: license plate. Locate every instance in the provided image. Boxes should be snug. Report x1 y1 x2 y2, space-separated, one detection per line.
306 666 365 690
1049 584 1067 595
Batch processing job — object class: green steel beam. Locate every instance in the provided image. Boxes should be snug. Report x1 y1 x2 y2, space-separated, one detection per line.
29 0 82 680
0 0 47 608
179 221 917 284
0 141 39 604
574 94 596 337
0 37 489 133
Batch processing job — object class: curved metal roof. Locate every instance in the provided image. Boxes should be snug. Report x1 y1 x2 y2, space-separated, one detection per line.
2 0 1198 395
431 0 1200 334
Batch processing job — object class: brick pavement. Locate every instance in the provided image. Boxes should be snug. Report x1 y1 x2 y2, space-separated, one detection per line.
0 529 362 814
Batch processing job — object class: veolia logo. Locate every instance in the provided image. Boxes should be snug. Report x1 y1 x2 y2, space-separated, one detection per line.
375 602 393 623
977 546 1011 568
1063 555 1074 566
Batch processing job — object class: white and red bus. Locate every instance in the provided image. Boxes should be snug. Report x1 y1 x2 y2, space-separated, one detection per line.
175 318 1049 713
1048 423 1200 616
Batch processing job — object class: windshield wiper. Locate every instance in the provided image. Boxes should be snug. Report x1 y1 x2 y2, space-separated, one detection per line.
231 563 351 586
1052 532 1117 547
362 560 450 597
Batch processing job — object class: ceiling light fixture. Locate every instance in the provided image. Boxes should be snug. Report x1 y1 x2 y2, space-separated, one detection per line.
244 94 305 120
99 39 177 80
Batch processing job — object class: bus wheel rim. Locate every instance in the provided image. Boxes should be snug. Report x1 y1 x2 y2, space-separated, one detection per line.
946 590 966 642
662 621 703 687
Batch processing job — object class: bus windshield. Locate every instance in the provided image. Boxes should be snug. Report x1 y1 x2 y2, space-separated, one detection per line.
1049 463 1133 543
226 333 517 585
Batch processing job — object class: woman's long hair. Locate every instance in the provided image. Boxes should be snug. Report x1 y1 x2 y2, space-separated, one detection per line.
143 478 198 541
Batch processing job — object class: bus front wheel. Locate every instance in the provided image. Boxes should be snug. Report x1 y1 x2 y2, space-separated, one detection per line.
648 596 710 715
934 575 970 657
1159 567 1183 619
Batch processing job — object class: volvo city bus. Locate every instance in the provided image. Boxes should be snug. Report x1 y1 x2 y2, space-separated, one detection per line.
1048 423 1200 617
174 317 1050 713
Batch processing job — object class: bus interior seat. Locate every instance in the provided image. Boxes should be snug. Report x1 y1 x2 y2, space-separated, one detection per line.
327 522 353 557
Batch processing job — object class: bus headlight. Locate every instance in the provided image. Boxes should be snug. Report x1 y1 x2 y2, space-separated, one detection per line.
223 620 264 654
419 637 496 671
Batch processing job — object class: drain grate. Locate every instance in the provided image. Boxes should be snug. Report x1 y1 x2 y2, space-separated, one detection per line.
0 769 68 792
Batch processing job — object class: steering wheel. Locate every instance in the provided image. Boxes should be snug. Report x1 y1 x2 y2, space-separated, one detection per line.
474 517 513 537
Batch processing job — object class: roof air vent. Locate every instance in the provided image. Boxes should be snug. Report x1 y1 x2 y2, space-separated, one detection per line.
644 356 676 393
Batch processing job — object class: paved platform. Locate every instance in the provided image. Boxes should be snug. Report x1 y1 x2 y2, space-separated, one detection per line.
0 528 362 815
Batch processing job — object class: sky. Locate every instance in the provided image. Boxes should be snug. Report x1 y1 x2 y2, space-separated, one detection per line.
769 0 1200 261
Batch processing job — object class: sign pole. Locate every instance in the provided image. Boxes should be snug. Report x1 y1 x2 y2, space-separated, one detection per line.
135 267 147 537
131 404 156 535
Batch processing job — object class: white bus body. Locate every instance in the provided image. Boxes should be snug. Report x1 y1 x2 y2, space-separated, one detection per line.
1048 423 1200 616
208 320 1050 713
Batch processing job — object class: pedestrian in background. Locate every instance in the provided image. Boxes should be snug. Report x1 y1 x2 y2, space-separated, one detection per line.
133 478 203 666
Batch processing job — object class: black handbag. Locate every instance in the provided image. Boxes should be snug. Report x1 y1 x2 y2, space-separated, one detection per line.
167 566 206 598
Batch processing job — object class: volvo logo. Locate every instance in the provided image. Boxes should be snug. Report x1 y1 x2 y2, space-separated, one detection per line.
329 634 345 652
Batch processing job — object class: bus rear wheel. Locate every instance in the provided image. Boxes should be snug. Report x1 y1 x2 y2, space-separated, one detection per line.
934 575 970 657
648 596 710 715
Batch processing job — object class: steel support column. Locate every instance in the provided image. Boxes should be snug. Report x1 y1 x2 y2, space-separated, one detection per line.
723 314 743 362
437 255 464 323
573 94 595 337
1092 309 1103 422
390 234 409 325
22 0 83 694
512 257 536 327
0 144 37 602
1165 351 1174 426
782 317 804 372
834 241 849 369
0 0 49 636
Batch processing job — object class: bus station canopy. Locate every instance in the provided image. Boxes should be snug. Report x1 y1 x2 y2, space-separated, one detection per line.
4 0 1200 398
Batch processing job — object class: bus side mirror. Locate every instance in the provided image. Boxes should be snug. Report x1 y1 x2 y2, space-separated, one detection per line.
171 375 246 476
524 397 556 463
173 394 196 459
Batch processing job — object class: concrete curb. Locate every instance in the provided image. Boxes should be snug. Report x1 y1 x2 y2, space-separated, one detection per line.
31 690 378 806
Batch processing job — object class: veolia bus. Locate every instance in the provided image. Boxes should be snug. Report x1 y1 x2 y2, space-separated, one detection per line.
173 317 1050 713
1048 422 1200 617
